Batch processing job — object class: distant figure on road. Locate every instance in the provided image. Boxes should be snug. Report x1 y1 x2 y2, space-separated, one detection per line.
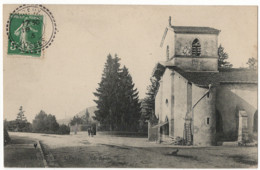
90 127 93 137
88 127 91 137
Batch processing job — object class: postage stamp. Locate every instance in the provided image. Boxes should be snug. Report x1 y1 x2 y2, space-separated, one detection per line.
8 14 43 56
6 4 57 57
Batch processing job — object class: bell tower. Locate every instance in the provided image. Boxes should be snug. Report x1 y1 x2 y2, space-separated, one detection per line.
160 17 220 72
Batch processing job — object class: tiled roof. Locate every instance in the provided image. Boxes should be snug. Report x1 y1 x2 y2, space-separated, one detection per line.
218 68 258 83
171 26 220 35
168 66 257 87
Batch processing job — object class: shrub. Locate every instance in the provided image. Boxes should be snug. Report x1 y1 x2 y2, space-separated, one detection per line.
4 128 11 145
57 124 70 135
32 110 60 133
5 120 32 132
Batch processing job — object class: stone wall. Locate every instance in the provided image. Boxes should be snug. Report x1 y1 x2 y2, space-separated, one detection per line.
216 84 257 141
159 69 173 124
161 28 175 60
172 57 218 71
173 71 188 138
148 125 159 141
192 85 216 146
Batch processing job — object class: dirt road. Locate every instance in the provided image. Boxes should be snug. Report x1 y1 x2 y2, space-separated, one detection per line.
7 132 258 168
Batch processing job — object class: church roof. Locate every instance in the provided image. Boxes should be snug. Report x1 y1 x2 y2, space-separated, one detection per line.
171 26 220 35
168 66 257 87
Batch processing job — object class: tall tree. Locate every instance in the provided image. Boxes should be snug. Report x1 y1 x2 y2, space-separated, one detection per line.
246 57 257 70
16 106 27 122
93 54 122 130
93 54 141 131
32 110 59 133
218 45 233 68
118 66 141 131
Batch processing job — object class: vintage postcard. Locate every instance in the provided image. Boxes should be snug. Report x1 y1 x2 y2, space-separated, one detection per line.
3 5 258 168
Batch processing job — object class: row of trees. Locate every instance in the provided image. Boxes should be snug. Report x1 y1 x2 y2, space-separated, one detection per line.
218 45 257 70
93 54 141 131
4 106 32 132
70 109 93 126
5 107 70 135
32 110 70 134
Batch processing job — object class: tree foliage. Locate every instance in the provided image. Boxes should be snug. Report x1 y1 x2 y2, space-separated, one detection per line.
141 63 165 126
218 45 233 68
16 106 27 122
32 110 60 133
93 54 141 131
118 66 141 131
57 124 70 135
5 106 32 132
70 116 84 126
4 127 11 146
70 109 94 126
82 109 93 125
246 57 257 70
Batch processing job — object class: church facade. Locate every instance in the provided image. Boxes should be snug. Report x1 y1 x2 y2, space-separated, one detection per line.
150 17 257 146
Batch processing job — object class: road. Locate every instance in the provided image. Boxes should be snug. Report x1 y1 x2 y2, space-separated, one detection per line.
7 132 258 168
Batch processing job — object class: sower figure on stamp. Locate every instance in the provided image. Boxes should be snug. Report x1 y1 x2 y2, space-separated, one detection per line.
14 17 38 51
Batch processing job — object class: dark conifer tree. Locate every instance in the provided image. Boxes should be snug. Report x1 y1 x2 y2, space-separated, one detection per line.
93 54 121 130
16 106 27 122
93 54 141 131
119 66 141 131
218 45 233 68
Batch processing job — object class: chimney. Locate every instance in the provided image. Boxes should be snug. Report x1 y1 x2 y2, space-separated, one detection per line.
168 16 172 27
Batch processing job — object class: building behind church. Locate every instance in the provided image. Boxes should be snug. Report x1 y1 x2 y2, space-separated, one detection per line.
149 17 257 146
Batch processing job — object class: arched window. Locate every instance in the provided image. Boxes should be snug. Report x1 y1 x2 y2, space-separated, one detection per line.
192 39 201 56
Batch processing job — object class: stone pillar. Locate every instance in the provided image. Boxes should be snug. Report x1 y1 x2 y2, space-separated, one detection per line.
157 126 161 143
170 72 175 137
170 119 174 137
238 110 248 143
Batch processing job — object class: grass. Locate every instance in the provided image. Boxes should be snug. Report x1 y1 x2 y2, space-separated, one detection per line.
230 155 258 166
44 143 257 168
4 135 44 167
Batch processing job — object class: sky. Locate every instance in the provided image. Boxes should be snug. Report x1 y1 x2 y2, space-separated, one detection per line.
3 5 257 122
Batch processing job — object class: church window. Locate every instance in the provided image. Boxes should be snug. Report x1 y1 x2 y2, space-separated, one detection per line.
192 39 201 56
165 99 168 106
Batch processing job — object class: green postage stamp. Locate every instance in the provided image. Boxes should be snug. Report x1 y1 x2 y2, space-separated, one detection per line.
8 14 43 57
6 4 57 57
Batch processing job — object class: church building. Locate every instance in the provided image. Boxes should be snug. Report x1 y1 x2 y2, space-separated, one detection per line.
149 17 257 146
